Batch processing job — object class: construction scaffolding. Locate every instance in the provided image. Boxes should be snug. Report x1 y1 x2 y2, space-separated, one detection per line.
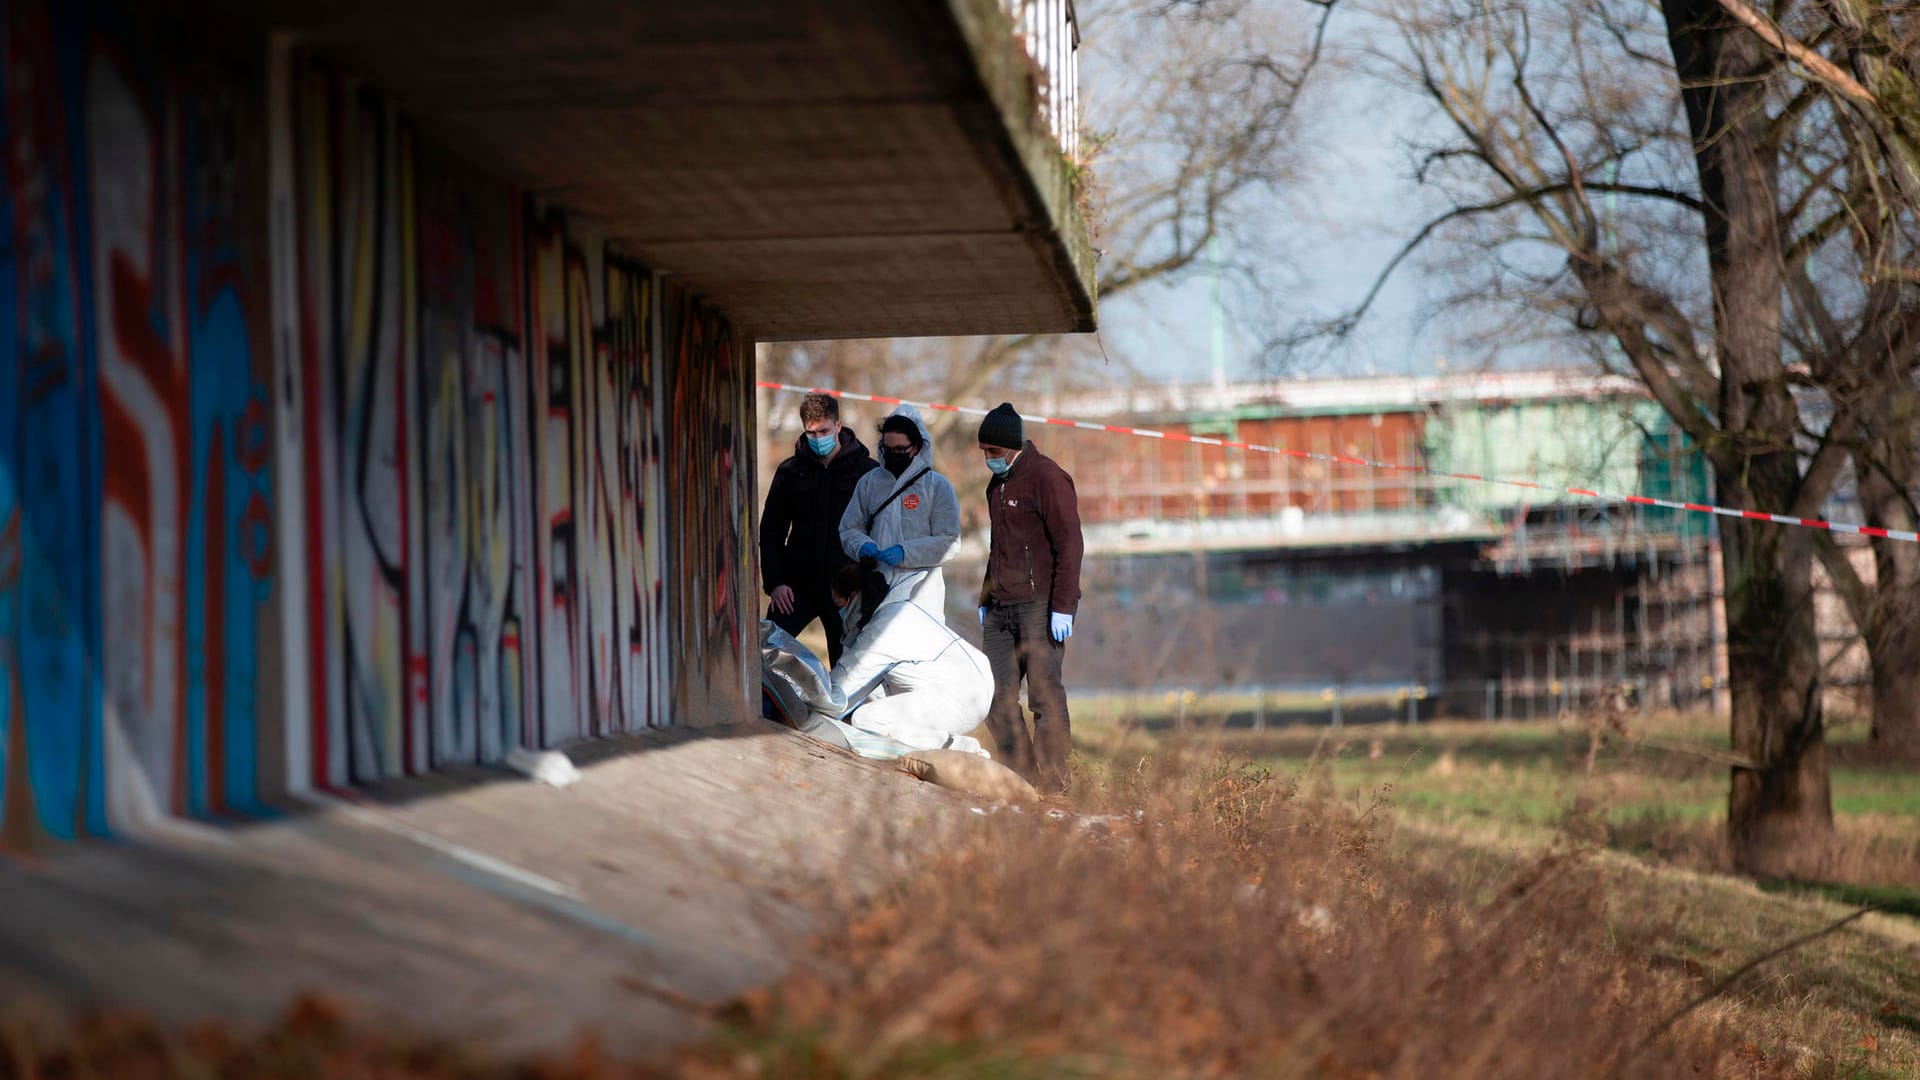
1010 371 1730 717
1440 540 1721 721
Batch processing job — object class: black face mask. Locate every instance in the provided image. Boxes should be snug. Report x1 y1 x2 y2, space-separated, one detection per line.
884 447 916 476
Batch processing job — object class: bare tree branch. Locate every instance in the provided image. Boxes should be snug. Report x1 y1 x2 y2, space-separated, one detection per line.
1305 181 1704 341
1795 425 1857 517
916 0 1347 432
1814 532 1873 627
1712 0 1878 106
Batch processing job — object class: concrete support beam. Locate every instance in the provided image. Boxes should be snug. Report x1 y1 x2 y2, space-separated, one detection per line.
189 0 1098 339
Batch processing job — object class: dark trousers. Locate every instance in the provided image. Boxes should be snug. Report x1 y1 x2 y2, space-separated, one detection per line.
982 600 1071 793
768 587 846 668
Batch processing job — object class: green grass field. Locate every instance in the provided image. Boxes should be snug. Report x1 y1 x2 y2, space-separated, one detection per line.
1078 707 1920 840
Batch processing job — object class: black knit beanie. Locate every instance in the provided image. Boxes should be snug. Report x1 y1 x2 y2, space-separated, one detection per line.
977 402 1023 450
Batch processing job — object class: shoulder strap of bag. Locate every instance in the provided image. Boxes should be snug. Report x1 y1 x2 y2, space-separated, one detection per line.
866 466 932 535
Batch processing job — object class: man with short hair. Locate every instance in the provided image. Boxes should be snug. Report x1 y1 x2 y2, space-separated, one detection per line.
975 402 1083 795
759 392 878 667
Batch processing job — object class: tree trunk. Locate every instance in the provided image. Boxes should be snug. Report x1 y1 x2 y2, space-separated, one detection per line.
1662 0 1833 876
1858 412 1920 757
1866 599 1920 757
1719 507 1833 877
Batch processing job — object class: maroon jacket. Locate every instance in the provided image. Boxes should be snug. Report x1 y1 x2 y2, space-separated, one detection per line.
979 441 1084 615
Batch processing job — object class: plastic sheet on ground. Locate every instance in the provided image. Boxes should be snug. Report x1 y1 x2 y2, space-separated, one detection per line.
760 621 919 761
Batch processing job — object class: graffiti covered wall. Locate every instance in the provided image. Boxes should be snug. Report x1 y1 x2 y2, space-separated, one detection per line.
664 285 755 714
0 0 280 844
0 10 758 843
287 63 753 791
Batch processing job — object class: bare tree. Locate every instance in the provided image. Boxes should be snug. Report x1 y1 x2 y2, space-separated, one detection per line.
1328 0 1867 875
1792 138 1920 759
1711 0 1920 755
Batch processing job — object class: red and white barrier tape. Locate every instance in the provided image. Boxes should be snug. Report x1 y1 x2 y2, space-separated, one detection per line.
757 380 1920 544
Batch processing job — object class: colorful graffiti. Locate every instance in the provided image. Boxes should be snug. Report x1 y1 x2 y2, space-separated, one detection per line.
0 0 276 845
1 14 756 840
605 261 669 738
291 70 414 786
526 215 583 747
665 286 754 710
524 217 668 745
1 0 95 846
416 153 535 768
291 65 700 784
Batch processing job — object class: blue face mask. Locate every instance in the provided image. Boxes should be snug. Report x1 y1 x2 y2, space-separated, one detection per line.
807 433 837 456
986 456 1012 476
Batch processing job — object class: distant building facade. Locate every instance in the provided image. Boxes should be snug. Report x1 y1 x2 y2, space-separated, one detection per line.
945 370 1748 720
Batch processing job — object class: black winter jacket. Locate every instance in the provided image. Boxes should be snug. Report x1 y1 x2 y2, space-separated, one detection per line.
760 428 879 597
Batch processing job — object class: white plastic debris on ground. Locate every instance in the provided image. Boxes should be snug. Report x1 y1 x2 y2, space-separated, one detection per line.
505 748 583 788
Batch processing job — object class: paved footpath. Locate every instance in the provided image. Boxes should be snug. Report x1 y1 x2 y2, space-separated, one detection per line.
0 722 962 1063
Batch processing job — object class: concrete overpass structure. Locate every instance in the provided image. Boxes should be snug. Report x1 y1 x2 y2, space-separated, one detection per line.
205 0 1097 340
0 0 1094 844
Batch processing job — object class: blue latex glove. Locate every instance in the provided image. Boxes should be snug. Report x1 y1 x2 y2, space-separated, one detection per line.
978 605 990 627
858 541 881 561
876 545 906 567
1050 611 1074 642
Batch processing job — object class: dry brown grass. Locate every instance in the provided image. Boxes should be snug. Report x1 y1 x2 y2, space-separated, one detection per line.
1609 810 1920 890
0 995 504 1079
0 994 703 1080
3 747 1908 1079
1387 812 1920 1079
677 752 1809 1079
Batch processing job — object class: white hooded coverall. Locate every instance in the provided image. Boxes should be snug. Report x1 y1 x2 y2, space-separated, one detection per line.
839 404 961 618
830 571 992 753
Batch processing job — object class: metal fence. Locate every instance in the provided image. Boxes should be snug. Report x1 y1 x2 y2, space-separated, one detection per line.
1004 0 1081 159
1071 676 1721 733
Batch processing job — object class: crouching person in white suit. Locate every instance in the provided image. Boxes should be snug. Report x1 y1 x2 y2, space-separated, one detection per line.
827 563 991 756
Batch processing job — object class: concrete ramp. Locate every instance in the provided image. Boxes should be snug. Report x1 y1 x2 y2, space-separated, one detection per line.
0 722 958 1062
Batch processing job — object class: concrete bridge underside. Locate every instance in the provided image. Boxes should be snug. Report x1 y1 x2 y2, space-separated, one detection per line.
192 0 1098 340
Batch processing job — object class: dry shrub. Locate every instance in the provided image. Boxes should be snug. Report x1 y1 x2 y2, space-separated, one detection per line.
0 995 669 1080
1818 816 1920 889
2 995 488 1079
687 753 1788 1079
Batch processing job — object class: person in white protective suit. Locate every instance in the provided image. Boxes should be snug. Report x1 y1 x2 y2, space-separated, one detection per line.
839 404 961 617
825 564 991 756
